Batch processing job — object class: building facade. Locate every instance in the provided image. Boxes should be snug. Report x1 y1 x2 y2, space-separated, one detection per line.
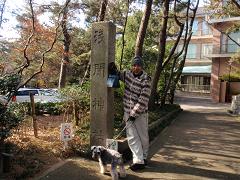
180 7 213 94
208 17 240 102
178 7 240 102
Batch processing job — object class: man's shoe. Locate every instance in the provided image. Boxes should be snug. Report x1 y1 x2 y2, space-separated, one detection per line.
129 163 145 171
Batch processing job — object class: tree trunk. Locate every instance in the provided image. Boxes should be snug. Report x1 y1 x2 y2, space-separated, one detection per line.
168 37 193 104
0 0 6 29
159 1 185 106
170 58 186 103
231 0 240 9
58 0 71 89
59 62 68 88
98 0 108 21
119 0 130 70
167 0 199 104
0 139 3 173
160 30 184 105
134 0 153 57
73 101 80 126
169 87 175 104
30 93 38 137
148 0 170 109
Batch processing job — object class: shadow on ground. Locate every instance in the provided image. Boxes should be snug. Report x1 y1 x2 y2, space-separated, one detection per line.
37 159 149 180
146 107 240 179
140 160 240 179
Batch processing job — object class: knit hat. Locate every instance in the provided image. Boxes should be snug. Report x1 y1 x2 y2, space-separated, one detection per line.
132 56 143 67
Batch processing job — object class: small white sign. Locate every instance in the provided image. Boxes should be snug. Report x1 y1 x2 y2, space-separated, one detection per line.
60 123 73 141
106 139 118 151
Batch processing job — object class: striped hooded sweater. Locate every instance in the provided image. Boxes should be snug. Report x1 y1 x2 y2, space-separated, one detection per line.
120 70 151 118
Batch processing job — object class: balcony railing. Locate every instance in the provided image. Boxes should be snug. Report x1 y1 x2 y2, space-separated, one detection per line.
221 43 240 54
180 84 210 93
192 29 213 36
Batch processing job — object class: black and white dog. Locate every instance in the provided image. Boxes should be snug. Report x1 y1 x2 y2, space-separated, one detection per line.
91 146 126 180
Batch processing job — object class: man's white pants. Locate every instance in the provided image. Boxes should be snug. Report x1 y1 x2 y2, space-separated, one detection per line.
124 112 149 164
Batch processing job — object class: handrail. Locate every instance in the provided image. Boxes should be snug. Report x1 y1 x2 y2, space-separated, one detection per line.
220 43 240 54
180 84 210 93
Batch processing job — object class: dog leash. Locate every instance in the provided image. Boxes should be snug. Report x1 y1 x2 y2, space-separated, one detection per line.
114 120 131 140
106 120 133 149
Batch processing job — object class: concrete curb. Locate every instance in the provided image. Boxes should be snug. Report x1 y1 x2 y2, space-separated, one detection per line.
34 159 67 180
149 108 182 147
149 108 182 131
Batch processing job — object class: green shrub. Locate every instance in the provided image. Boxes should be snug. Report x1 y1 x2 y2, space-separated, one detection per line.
10 102 63 116
0 74 21 96
0 74 24 141
60 83 90 110
37 102 62 115
220 73 240 82
0 103 26 141
59 82 90 125
75 121 90 141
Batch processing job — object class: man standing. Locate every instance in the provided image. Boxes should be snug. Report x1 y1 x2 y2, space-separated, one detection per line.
120 56 151 171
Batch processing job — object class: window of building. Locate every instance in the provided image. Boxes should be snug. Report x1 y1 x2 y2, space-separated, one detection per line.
201 43 213 58
183 20 198 36
182 75 210 86
177 44 197 59
227 31 240 53
186 44 197 59
192 20 198 36
180 75 210 92
202 21 212 35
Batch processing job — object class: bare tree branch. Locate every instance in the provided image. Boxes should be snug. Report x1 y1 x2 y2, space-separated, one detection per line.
0 0 6 28
162 3 184 70
80 60 90 86
18 0 69 88
203 0 240 47
161 0 199 105
18 0 35 75
20 24 61 87
159 0 186 103
231 0 240 9
119 0 130 70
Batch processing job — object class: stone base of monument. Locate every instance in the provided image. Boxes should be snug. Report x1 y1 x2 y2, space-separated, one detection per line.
229 95 240 115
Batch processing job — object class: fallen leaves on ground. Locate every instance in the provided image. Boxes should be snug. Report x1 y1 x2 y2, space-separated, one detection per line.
3 114 89 179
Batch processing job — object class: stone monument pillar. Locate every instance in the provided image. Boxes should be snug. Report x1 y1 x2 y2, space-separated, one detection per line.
90 22 116 146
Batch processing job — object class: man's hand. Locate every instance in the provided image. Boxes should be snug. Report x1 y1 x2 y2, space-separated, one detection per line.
128 116 136 122
108 62 118 75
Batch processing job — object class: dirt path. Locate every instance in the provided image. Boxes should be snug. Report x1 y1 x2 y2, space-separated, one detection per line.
37 96 240 180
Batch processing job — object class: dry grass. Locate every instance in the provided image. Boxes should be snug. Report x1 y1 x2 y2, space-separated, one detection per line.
3 114 89 179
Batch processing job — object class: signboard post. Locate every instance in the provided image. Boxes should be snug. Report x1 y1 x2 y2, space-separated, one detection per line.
106 139 118 151
60 123 73 150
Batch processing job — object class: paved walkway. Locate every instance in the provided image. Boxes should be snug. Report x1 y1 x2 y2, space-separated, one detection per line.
36 96 240 180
